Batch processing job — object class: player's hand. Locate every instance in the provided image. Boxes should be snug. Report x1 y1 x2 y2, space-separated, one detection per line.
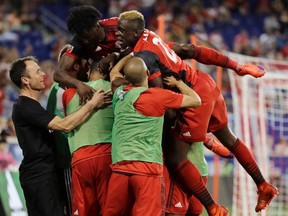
236 64 266 78
163 76 179 87
89 89 112 109
77 82 96 105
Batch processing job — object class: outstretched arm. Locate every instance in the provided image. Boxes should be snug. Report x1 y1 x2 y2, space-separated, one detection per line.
48 89 111 132
171 42 266 78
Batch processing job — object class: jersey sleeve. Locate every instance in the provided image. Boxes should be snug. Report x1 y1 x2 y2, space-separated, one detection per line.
67 37 89 59
62 88 77 116
134 88 183 117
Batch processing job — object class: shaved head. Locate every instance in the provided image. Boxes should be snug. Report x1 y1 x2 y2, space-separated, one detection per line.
123 57 148 86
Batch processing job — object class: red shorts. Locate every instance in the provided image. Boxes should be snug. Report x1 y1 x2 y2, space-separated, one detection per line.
164 165 189 215
104 172 165 216
164 166 208 215
172 71 228 142
71 144 112 216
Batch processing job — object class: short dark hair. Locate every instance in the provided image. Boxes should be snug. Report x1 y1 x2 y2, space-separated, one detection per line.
67 5 102 36
9 56 38 88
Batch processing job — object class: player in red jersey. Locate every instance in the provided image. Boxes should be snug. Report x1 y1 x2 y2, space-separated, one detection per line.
53 5 122 104
116 10 278 214
62 59 113 216
54 5 232 160
104 56 213 216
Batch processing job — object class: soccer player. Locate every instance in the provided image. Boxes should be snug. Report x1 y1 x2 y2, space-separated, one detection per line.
46 44 89 216
53 5 122 105
164 141 209 216
116 10 278 213
56 5 232 159
62 59 113 216
104 56 226 216
9 56 111 216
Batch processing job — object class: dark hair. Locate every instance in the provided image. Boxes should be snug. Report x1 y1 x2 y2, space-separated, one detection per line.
90 59 107 76
67 5 102 36
9 56 38 88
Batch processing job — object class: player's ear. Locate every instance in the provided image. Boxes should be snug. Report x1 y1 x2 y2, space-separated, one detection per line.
73 62 80 71
146 69 150 77
21 76 29 85
134 29 143 37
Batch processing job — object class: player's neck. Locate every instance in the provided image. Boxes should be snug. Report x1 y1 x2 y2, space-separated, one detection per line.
20 88 41 101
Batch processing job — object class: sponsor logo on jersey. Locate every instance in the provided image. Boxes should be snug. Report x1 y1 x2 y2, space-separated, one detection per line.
183 131 191 137
95 46 102 52
174 202 183 208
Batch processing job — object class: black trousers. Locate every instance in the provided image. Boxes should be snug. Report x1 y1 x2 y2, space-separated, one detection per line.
21 174 64 216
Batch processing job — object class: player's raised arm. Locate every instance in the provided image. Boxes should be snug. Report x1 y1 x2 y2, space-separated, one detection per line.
54 47 95 105
109 53 132 92
48 89 111 132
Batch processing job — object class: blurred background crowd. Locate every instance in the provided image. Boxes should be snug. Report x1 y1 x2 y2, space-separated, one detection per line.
0 0 288 169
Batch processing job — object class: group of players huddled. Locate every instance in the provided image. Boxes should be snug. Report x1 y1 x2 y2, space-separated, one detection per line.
9 5 279 216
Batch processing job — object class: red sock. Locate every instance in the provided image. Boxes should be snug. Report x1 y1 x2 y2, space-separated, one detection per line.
230 139 265 185
174 160 215 208
193 45 238 70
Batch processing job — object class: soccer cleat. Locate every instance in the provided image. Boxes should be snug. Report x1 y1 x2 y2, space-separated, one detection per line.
236 64 266 78
255 182 279 212
207 204 229 216
204 137 234 159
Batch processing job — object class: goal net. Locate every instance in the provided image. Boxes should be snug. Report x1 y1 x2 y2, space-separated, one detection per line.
224 51 288 216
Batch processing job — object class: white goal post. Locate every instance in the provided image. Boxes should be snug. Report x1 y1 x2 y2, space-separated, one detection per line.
224 51 288 216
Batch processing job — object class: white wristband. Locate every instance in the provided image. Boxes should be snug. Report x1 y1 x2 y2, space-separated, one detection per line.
113 52 120 59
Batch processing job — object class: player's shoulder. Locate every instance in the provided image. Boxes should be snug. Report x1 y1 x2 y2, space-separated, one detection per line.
63 88 77 96
144 87 167 94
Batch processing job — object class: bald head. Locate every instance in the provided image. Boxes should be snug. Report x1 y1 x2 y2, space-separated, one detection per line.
123 57 148 86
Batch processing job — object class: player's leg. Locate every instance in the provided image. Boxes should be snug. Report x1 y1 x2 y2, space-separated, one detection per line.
186 142 209 216
95 153 112 214
103 172 133 216
213 126 279 212
131 174 164 216
208 77 279 212
164 164 189 216
186 176 208 216
165 137 228 216
71 160 99 216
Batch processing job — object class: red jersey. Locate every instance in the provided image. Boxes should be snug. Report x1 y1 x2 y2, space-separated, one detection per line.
133 30 198 87
125 85 183 117
66 17 120 60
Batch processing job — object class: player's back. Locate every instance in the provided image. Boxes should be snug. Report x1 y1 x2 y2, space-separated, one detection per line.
133 30 197 86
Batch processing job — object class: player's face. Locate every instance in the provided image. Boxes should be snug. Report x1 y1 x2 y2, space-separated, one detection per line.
116 19 139 48
23 60 46 90
80 23 104 48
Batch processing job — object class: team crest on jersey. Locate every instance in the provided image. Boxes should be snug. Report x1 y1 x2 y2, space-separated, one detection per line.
117 89 126 101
